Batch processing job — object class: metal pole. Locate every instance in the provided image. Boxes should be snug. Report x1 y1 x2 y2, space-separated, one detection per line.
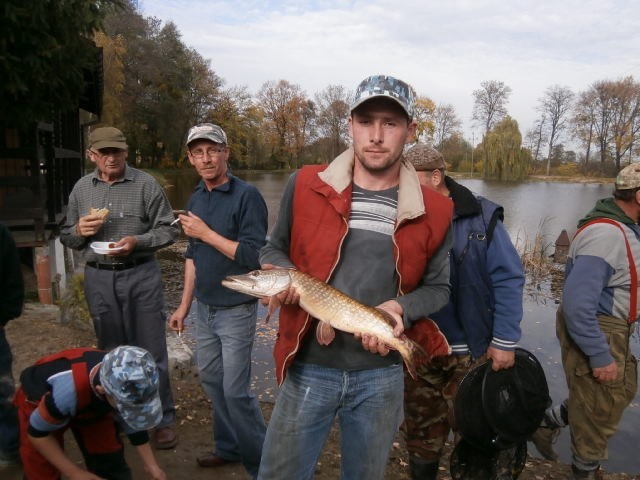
470 130 474 177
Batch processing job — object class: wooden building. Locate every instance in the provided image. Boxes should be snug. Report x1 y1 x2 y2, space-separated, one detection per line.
0 50 103 303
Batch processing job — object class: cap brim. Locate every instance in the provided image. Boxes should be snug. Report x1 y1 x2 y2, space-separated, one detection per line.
91 141 128 150
117 394 163 431
350 94 411 117
186 133 226 146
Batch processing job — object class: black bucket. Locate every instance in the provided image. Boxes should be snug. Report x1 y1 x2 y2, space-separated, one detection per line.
454 348 550 451
450 438 527 480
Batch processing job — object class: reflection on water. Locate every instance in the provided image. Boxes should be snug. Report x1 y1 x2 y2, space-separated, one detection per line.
458 178 612 243
165 170 638 473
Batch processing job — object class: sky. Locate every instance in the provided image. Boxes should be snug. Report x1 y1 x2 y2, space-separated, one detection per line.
139 0 640 143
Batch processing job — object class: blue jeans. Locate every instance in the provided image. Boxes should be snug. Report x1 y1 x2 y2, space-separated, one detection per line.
0 327 19 455
257 362 404 480
195 301 266 478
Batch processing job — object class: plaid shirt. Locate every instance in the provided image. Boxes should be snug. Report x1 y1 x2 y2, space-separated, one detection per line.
60 165 178 263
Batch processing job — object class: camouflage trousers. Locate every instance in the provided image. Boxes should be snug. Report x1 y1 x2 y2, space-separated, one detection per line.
557 308 638 463
402 354 486 461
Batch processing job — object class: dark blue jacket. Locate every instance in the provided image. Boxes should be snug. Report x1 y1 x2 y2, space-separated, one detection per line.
431 177 524 359
185 175 268 307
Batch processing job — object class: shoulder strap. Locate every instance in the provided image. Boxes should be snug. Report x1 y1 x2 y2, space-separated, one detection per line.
485 209 502 246
574 218 637 324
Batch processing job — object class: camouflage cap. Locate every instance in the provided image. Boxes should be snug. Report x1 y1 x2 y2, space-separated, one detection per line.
615 163 640 190
89 127 127 150
351 75 416 119
186 123 227 146
404 144 446 171
100 345 162 431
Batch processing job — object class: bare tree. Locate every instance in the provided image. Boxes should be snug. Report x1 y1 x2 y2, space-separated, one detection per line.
472 80 512 134
433 103 462 148
525 115 547 163
538 85 574 175
314 85 351 159
591 80 617 166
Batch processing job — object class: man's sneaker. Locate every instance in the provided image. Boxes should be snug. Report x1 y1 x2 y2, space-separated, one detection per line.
0 450 20 468
571 465 605 479
529 426 560 461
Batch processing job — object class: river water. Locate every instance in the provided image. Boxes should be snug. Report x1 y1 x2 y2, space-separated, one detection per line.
164 170 639 474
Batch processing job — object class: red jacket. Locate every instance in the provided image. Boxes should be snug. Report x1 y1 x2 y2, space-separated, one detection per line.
273 150 453 384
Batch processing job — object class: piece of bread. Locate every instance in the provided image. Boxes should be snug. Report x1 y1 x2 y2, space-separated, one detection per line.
90 207 110 219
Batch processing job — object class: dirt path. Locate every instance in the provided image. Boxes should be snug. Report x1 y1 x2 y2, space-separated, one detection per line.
3 240 638 479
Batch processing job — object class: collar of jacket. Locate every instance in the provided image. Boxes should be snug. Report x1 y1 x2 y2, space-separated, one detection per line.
578 196 636 227
317 147 426 224
444 175 481 218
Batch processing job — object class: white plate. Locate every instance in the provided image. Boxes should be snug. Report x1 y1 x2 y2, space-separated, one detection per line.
90 241 124 255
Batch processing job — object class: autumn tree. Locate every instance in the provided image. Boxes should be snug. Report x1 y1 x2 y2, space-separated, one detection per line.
571 77 640 172
433 103 462 149
538 85 574 175
103 7 223 166
571 90 598 171
608 76 640 170
208 86 264 169
314 85 351 161
586 80 616 167
94 31 126 127
256 80 307 168
439 133 472 172
482 116 530 181
472 80 512 135
413 96 437 144
290 98 316 168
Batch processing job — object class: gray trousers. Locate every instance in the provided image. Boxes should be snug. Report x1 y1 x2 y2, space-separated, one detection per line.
84 260 175 428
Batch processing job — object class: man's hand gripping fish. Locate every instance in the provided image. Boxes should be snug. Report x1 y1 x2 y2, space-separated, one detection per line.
222 268 427 379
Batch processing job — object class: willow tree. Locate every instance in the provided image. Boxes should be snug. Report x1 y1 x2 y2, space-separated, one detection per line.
482 116 531 181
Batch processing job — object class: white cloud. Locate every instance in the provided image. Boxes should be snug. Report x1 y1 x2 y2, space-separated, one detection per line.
140 0 640 144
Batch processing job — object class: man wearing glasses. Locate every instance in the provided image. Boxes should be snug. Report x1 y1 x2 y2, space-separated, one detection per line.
169 123 268 479
60 126 180 450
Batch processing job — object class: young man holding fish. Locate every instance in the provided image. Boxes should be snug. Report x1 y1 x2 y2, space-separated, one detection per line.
254 75 453 480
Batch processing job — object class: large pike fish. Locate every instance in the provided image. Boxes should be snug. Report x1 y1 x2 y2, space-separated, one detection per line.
221 269 426 379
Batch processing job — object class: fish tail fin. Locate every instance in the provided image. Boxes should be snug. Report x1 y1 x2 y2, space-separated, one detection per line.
400 336 427 380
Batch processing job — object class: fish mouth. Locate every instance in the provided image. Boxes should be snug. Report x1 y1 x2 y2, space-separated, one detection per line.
221 276 244 288
221 276 265 297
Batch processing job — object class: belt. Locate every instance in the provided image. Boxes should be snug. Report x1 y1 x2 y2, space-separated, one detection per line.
86 256 153 271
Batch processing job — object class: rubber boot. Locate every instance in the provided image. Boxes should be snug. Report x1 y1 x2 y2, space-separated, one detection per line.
571 465 604 479
409 456 439 480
